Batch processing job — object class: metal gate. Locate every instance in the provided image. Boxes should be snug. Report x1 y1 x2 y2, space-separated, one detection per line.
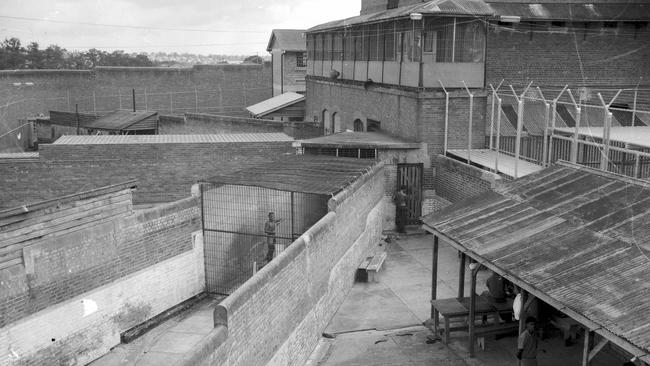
200 183 328 294
397 163 423 225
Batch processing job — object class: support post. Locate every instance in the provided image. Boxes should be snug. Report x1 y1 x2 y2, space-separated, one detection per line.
468 265 479 358
568 89 581 164
463 81 474 164
632 78 641 126
67 90 71 111
431 236 439 321
518 290 528 335
144 88 148 111
92 91 96 113
290 192 295 241
170 91 173 114
542 101 550 166
582 330 594 366
458 253 466 298
451 17 456 63
489 85 496 150
548 100 557 165
118 89 122 109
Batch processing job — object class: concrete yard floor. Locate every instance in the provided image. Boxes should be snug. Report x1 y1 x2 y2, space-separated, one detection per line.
89 294 224 366
312 234 622 366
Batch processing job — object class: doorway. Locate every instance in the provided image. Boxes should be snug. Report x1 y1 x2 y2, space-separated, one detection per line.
397 163 423 225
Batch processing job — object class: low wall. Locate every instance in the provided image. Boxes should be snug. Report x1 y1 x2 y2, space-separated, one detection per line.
0 193 204 365
434 155 501 203
178 113 322 139
179 161 386 366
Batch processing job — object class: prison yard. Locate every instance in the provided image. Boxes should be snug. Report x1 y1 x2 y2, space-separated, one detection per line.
1 0 650 365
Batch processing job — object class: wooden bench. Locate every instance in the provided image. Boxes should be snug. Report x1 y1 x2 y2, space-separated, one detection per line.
550 315 580 346
356 251 387 282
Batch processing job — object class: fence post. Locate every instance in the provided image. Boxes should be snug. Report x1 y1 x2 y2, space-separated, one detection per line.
93 91 97 113
67 90 71 111
439 80 449 154
144 88 148 111
462 81 473 165
170 91 173 114
632 77 641 126
510 82 533 179
495 96 502 173
118 89 123 109
567 89 581 164
195 87 199 113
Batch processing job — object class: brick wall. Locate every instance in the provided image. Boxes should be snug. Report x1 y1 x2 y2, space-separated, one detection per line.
0 64 272 140
178 161 386 366
434 155 501 203
164 113 322 138
306 79 487 156
0 191 204 365
486 22 650 89
0 140 294 209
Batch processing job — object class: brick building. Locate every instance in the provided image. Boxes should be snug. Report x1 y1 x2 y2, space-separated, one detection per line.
305 0 650 206
267 29 308 96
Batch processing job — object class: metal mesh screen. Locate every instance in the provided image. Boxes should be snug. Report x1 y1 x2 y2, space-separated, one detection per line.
201 183 328 294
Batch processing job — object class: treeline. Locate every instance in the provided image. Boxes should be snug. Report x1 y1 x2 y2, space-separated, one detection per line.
0 37 155 70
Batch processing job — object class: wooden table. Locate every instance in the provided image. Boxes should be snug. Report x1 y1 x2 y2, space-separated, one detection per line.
431 297 502 344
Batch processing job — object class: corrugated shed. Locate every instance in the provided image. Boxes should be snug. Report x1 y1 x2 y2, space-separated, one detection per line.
487 2 650 21
85 110 158 131
267 29 306 52
53 133 294 145
422 163 650 359
308 0 494 32
201 155 378 195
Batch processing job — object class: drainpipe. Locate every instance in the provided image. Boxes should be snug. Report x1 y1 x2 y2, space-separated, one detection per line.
281 51 285 94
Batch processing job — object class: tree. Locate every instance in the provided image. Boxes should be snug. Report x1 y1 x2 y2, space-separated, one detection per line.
243 55 263 64
1 37 25 69
25 42 43 69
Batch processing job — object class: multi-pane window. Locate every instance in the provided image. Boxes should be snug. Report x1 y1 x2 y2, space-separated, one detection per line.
333 32 344 60
343 29 355 60
296 52 307 67
384 22 395 61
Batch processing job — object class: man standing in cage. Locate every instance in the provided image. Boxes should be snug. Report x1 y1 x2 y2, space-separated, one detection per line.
394 185 407 234
264 212 282 263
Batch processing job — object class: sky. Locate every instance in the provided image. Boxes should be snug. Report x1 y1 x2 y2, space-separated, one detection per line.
0 0 361 55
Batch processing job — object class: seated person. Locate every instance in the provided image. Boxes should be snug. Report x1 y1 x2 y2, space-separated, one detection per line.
483 272 507 303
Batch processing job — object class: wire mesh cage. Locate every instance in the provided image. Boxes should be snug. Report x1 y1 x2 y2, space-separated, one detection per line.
200 183 329 294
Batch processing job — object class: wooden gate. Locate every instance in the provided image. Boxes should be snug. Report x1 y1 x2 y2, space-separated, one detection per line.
397 163 423 225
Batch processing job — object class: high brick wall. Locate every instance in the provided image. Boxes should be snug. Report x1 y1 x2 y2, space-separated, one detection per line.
434 155 501 203
0 140 294 208
0 64 272 139
486 22 650 89
164 113 322 139
0 191 204 365
306 78 487 155
179 162 386 366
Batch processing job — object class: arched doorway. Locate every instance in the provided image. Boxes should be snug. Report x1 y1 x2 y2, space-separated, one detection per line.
332 112 341 133
353 119 364 132
322 109 330 134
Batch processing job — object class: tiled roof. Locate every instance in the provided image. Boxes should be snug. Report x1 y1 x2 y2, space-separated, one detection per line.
267 29 306 52
246 92 305 118
52 133 294 145
308 0 494 32
202 155 379 195
422 163 650 362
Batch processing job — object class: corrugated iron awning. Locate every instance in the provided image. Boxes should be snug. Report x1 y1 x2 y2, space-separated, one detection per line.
85 110 158 131
201 155 379 195
422 162 650 359
308 0 494 32
246 92 305 118
487 2 650 21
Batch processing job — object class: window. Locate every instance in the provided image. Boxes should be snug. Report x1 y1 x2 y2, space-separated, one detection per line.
323 33 332 60
344 29 355 60
333 32 343 61
353 119 364 131
367 119 380 132
423 17 485 63
387 0 399 9
384 22 395 61
296 52 307 67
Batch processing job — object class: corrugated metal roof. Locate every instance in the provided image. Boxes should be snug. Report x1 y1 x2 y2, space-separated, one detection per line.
85 110 158 131
297 131 422 149
487 2 650 21
422 163 650 358
267 29 306 52
0 152 39 159
201 155 379 195
308 0 494 32
52 133 294 145
554 126 650 149
246 92 305 117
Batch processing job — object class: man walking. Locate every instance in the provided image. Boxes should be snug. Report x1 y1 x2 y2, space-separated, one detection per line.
517 316 538 366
